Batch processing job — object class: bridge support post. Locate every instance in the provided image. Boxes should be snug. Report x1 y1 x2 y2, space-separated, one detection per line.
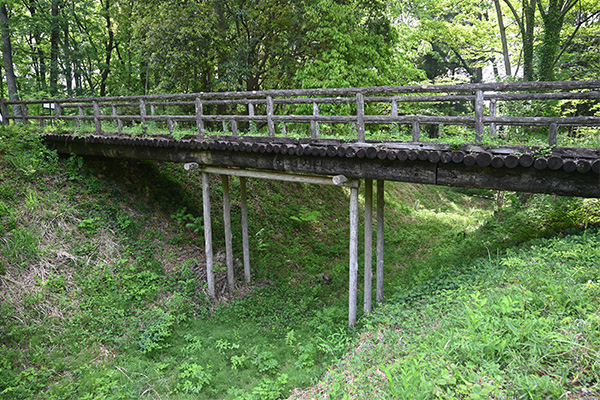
222 175 235 290
202 172 215 298
349 185 359 328
376 180 384 303
364 179 373 313
240 177 251 283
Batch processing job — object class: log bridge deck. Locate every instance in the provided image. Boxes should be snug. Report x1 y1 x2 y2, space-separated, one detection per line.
5 80 599 327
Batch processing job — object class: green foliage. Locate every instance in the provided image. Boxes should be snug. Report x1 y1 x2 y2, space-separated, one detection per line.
323 228 600 398
176 362 212 394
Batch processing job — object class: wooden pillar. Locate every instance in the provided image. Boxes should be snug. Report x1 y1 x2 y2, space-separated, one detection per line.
93 101 102 134
489 98 497 138
356 93 365 142
139 99 147 134
311 102 319 139
248 103 255 133
474 90 484 143
76 106 83 130
412 118 420 141
222 175 234 290
376 180 384 303
240 177 251 283
364 179 373 313
391 99 399 137
195 98 205 137
349 185 359 328
202 172 215 298
232 120 238 136
112 106 123 133
549 122 558 146
54 102 61 122
266 96 275 137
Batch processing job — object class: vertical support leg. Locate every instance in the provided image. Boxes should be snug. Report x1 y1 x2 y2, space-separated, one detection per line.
240 177 251 283
364 179 373 313
349 185 359 328
222 175 234 290
474 90 484 143
376 180 385 303
202 172 215 298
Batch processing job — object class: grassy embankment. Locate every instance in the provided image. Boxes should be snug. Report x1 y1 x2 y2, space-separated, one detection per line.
1 125 598 399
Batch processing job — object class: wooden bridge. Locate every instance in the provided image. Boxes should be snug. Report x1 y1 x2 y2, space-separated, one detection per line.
3 80 599 327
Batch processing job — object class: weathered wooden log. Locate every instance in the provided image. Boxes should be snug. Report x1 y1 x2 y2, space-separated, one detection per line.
547 156 564 170
377 149 388 160
519 154 534 168
464 154 476 167
592 160 600 174
356 148 366 158
387 150 398 161
476 152 492 167
440 152 452 163
451 151 465 163
428 151 441 163
576 160 591 174
417 150 429 161
491 156 504 168
534 158 548 170
327 145 338 157
504 155 519 168
319 147 328 157
562 159 577 173
407 150 418 161
366 147 378 159
345 147 357 158
396 149 408 161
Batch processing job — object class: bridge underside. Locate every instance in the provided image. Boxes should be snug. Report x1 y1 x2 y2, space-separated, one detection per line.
44 133 600 198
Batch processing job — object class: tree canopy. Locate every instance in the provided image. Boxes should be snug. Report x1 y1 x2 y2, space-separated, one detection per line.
0 0 598 99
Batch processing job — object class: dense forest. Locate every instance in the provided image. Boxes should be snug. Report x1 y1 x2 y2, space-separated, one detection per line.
1 0 599 105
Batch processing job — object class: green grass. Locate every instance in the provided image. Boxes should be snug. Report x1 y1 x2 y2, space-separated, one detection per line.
0 125 598 399
317 228 600 399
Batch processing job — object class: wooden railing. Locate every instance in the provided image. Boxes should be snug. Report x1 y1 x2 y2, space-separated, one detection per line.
2 80 600 146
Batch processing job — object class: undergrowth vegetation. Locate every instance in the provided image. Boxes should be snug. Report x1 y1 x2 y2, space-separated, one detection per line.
1 125 598 399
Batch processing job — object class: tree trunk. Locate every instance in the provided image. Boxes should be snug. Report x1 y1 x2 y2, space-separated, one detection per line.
99 0 113 97
50 0 60 95
493 0 512 77
0 4 23 121
523 0 536 81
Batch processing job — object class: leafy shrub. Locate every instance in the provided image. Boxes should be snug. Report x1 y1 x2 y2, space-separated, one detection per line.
176 362 212 394
137 310 174 354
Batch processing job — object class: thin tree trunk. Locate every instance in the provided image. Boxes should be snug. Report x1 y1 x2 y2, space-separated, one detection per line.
99 0 113 97
0 4 23 121
50 0 60 95
523 0 536 81
493 0 512 77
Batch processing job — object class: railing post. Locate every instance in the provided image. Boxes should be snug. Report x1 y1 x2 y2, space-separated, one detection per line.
93 100 102 134
168 118 174 135
75 106 83 129
311 102 319 139
112 105 123 133
266 95 275 137
349 184 359 328
376 180 385 303
232 120 238 136
248 102 255 133
202 172 215 298
411 117 420 141
474 90 484 143
240 177 251 284
364 178 373 313
195 97 205 137
549 122 558 146
139 99 147 134
356 93 365 142
489 98 497 138
0 99 9 125
222 175 234 290
54 101 61 120
391 99 398 137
